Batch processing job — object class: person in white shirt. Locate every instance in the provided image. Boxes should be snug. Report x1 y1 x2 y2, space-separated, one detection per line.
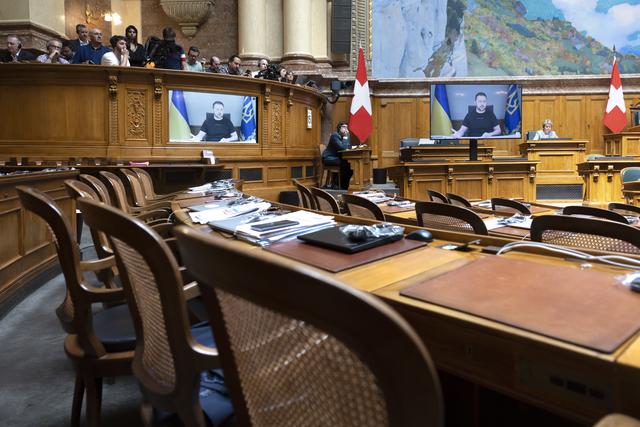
101 35 129 67
533 119 558 140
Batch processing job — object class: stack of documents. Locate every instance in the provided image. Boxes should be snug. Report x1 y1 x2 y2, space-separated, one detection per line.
234 210 335 246
352 191 392 203
189 200 271 224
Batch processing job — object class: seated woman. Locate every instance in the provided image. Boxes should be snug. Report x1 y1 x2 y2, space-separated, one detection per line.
532 119 558 140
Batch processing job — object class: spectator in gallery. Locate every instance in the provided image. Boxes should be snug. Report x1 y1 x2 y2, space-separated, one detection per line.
60 42 75 62
220 54 243 75
451 91 501 138
322 122 354 190
184 46 204 72
252 58 268 77
192 101 239 142
36 39 69 64
1 35 35 62
69 23 89 53
125 25 145 67
532 119 558 140
207 56 221 73
72 28 111 64
148 27 185 70
279 66 287 82
101 35 130 66
285 70 296 84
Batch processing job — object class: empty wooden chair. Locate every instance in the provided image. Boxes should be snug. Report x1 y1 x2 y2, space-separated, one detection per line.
530 215 640 254
17 186 135 427
621 167 640 205
310 186 341 214
173 225 444 427
427 190 449 204
446 192 472 208
562 205 628 224
131 167 183 201
609 202 640 217
491 197 531 215
120 168 172 210
292 178 317 210
341 193 386 221
77 198 232 427
415 201 488 235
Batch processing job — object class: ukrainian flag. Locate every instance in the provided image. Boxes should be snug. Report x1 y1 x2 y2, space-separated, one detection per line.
169 90 192 140
240 96 256 141
504 84 521 135
431 84 452 136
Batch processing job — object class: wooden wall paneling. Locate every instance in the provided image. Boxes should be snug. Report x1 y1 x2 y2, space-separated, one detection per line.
122 84 152 146
563 96 586 140
451 177 486 202
266 165 289 187
418 97 429 140
586 96 608 155
522 97 538 137
376 98 417 168
0 206 21 270
493 176 526 199
538 97 559 129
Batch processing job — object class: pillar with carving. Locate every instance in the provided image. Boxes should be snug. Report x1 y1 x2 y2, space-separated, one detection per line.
281 0 315 68
237 0 266 66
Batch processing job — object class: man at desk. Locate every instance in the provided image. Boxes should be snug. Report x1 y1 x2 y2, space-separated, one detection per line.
192 101 239 142
323 122 353 189
532 119 558 140
451 92 502 138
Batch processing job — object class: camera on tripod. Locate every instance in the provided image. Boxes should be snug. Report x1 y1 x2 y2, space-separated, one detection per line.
255 64 281 81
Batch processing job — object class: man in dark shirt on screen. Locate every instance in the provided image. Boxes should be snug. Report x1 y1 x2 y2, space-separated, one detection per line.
192 101 238 142
452 92 501 138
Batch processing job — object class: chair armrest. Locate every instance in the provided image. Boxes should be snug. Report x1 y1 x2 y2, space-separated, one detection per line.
191 342 221 371
80 284 125 304
143 200 172 210
182 279 200 300
80 255 115 272
136 210 170 223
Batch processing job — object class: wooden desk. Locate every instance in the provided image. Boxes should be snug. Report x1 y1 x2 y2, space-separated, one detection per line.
399 144 494 162
604 132 640 157
519 140 586 201
340 148 372 191
577 159 640 203
171 193 640 423
387 160 538 202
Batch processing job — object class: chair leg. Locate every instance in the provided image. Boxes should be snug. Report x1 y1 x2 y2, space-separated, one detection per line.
140 399 154 427
85 376 103 427
71 374 84 427
177 405 208 427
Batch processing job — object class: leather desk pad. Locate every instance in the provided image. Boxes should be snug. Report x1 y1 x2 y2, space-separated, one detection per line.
489 226 530 238
265 238 426 273
400 256 640 353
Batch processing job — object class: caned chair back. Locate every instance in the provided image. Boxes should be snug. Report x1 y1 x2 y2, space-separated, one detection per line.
99 171 135 213
310 186 341 214
292 178 317 210
446 192 472 208
78 198 218 426
341 193 386 221
79 173 113 206
415 201 488 235
562 205 628 224
491 197 531 215
427 190 449 204
174 226 444 427
609 202 640 217
530 215 640 254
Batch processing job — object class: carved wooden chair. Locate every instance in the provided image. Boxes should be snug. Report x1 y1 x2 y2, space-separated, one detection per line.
491 197 531 215
120 168 172 210
78 198 231 427
17 186 135 427
530 215 640 254
562 205 628 224
310 186 341 214
608 202 640 218
131 167 183 201
415 201 488 235
292 178 317 210
173 225 444 427
341 193 386 221
446 192 473 208
98 171 170 224
427 190 449 204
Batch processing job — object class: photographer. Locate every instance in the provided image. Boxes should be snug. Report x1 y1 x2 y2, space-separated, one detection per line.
255 63 282 81
147 27 185 70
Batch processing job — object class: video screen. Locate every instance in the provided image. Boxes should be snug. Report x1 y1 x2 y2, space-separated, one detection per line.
168 90 257 143
430 84 522 140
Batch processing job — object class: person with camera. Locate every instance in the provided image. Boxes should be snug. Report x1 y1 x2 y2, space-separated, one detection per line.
72 28 110 65
323 122 354 190
1 35 35 62
147 27 185 70
36 39 68 64
101 35 130 67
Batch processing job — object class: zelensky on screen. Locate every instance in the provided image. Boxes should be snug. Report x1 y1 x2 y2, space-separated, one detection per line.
430 83 522 140
168 90 258 143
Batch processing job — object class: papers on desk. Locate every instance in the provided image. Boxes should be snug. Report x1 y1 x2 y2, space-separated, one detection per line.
484 214 533 230
352 191 393 203
235 210 335 246
189 201 271 224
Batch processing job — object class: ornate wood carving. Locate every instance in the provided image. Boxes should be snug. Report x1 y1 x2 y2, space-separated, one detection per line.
607 164 614 182
448 167 454 182
593 165 600 182
159 0 214 37
126 89 146 139
153 76 163 145
264 86 271 105
108 75 118 98
487 166 494 183
154 77 163 99
529 165 536 183
287 88 294 108
271 102 282 144
108 76 118 145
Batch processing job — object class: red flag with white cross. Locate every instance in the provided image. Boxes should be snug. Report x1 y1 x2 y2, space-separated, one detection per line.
604 57 627 134
348 47 372 143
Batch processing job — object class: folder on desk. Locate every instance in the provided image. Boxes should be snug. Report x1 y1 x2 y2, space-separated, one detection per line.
297 226 403 254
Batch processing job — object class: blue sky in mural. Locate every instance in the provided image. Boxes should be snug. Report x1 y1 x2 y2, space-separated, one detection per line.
372 0 640 77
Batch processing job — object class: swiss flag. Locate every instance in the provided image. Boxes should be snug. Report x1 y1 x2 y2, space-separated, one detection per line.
348 48 372 143
604 57 627 134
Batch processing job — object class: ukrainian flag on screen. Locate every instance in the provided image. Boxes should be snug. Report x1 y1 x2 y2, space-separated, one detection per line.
240 96 256 141
431 84 452 136
504 84 521 135
169 90 192 140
